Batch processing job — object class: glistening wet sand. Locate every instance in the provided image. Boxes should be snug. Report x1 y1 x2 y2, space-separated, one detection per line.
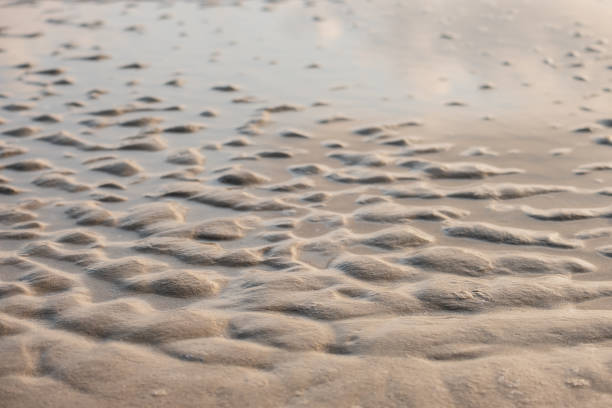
1 0 612 406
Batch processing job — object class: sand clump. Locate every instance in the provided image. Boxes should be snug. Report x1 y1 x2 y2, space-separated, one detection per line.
91 159 142 177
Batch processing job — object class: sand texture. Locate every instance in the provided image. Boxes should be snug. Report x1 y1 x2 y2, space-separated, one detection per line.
1 0 612 407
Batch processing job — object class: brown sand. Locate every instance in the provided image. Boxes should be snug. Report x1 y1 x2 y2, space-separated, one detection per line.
1 0 612 406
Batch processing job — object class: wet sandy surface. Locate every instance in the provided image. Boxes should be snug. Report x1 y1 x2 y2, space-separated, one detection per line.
1 0 612 406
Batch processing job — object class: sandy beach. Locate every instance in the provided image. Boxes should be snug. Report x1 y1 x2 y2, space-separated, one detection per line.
1 0 612 406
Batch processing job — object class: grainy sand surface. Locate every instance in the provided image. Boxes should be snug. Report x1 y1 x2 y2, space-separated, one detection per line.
1 0 612 406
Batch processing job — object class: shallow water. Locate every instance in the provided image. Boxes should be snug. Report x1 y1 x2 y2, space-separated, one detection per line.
1 0 612 407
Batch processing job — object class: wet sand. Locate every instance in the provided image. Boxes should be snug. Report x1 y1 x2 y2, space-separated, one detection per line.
1 0 612 406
